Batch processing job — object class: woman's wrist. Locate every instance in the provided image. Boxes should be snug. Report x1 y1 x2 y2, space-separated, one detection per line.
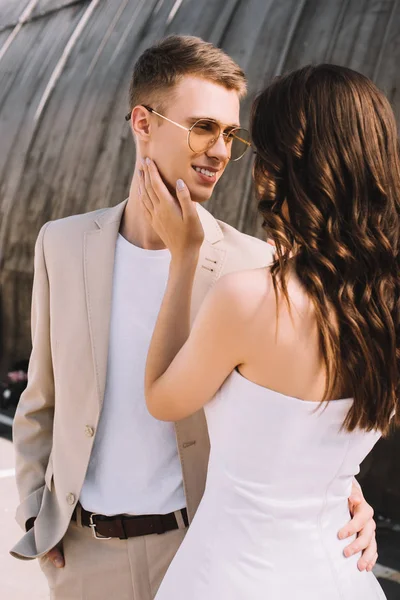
170 251 200 272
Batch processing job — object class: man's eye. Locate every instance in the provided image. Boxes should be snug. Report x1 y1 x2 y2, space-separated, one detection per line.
194 123 213 132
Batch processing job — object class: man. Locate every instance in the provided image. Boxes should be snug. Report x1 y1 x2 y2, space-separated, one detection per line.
11 35 377 599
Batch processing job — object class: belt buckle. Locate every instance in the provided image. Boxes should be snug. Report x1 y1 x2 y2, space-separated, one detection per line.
89 513 112 540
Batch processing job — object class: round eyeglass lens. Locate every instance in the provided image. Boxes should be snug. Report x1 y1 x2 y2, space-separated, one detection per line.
229 128 251 161
188 120 221 154
188 119 250 161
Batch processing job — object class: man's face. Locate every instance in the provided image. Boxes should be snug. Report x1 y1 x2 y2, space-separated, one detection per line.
146 76 241 203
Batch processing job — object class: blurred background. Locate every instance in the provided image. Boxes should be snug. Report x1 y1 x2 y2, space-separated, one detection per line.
0 0 399 598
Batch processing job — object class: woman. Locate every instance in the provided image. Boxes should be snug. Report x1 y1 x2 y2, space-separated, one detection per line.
140 65 399 599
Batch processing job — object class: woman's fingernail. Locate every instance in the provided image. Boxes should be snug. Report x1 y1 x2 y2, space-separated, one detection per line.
54 558 63 568
146 157 151 165
177 179 185 191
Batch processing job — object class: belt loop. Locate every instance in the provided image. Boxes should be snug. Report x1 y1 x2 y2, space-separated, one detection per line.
75 503 83 528
174 510 186 530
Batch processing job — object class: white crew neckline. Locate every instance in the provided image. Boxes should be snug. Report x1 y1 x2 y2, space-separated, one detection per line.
117 233 171 258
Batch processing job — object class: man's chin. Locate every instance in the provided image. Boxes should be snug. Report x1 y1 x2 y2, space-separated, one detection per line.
188 185 215 204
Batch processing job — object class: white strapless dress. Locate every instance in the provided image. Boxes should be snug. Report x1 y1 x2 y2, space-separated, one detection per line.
155 369 386 600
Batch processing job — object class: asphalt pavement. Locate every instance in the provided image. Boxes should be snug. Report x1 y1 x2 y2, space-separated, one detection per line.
0 428 47 599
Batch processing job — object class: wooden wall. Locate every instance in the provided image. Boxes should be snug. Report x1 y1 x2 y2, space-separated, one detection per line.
0 0 399 515
1 0 399 369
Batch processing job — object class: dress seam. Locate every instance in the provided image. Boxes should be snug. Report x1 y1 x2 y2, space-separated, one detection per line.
317 435 351 599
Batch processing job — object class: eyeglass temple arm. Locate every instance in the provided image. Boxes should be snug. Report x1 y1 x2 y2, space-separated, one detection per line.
146 107 189 132
227 131 251 147
125 106 189 133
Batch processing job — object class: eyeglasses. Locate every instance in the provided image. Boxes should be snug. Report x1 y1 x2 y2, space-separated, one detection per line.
125 106 251 161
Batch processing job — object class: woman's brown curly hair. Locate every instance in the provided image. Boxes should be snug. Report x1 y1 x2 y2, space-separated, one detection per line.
251 64 400 434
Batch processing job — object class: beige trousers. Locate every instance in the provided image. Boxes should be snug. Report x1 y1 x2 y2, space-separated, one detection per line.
38 512 187 600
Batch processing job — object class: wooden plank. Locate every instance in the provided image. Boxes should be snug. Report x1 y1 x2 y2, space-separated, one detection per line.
34 0 87 13
0 0 400 423
327 0 397 76
0 2 90 247
0 1 86 32
373 0 400 108
0 0 33 29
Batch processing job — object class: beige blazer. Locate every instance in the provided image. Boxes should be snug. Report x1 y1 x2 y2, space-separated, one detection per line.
11 200 274 560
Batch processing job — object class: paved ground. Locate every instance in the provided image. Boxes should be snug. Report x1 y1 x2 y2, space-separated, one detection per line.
0 431 47 599
1 422 399 600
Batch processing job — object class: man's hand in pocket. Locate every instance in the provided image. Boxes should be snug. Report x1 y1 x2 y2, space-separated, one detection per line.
45 545 65 568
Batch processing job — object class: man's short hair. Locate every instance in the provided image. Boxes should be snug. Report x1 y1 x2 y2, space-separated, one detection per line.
128 35 247 112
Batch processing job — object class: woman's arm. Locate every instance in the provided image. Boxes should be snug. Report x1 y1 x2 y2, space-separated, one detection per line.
140 158 246 421
145 271 246 421
145 254 198 392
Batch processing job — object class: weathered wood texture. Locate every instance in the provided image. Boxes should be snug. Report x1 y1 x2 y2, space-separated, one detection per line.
0 0 399 514
1 0 399 369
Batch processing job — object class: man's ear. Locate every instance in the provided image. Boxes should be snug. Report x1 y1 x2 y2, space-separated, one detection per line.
130 106 152 141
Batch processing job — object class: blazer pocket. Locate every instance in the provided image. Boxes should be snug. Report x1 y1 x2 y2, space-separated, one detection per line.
44 454 53 491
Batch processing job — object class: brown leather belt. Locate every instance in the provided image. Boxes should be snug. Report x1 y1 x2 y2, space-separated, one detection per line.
72 506 188 540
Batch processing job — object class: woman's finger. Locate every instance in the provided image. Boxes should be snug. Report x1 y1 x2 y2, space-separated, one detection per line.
138 172 150 205
145 158 172 206
175 179 204 246
141 194 153 222
339 494 374 540
356 535 378 571
142 159 160 206
366 553 378 572
139 177 154 219
343 520 376 558
176 178 194 218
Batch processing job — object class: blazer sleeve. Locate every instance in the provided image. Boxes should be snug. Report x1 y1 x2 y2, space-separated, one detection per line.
13 222 55 531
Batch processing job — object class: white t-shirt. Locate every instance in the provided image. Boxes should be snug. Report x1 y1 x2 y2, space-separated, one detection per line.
80 234 185 515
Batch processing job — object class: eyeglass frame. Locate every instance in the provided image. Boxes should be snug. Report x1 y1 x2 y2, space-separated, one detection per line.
125 105 252 161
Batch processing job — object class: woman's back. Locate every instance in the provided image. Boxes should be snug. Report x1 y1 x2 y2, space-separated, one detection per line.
155 268 385 600
156 342 383 599
229 266 333 402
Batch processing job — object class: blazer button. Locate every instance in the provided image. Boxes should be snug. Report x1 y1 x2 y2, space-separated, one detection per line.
85 425 95 437
66 493 76 505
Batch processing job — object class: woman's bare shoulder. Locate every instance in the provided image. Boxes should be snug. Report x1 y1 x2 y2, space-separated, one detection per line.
212 267 275 317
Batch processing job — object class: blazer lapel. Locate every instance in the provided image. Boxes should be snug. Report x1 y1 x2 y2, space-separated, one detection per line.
84 200 128 409
190 204 226 322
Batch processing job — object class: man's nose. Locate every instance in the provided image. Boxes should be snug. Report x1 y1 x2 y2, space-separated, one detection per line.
206 134 230 162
